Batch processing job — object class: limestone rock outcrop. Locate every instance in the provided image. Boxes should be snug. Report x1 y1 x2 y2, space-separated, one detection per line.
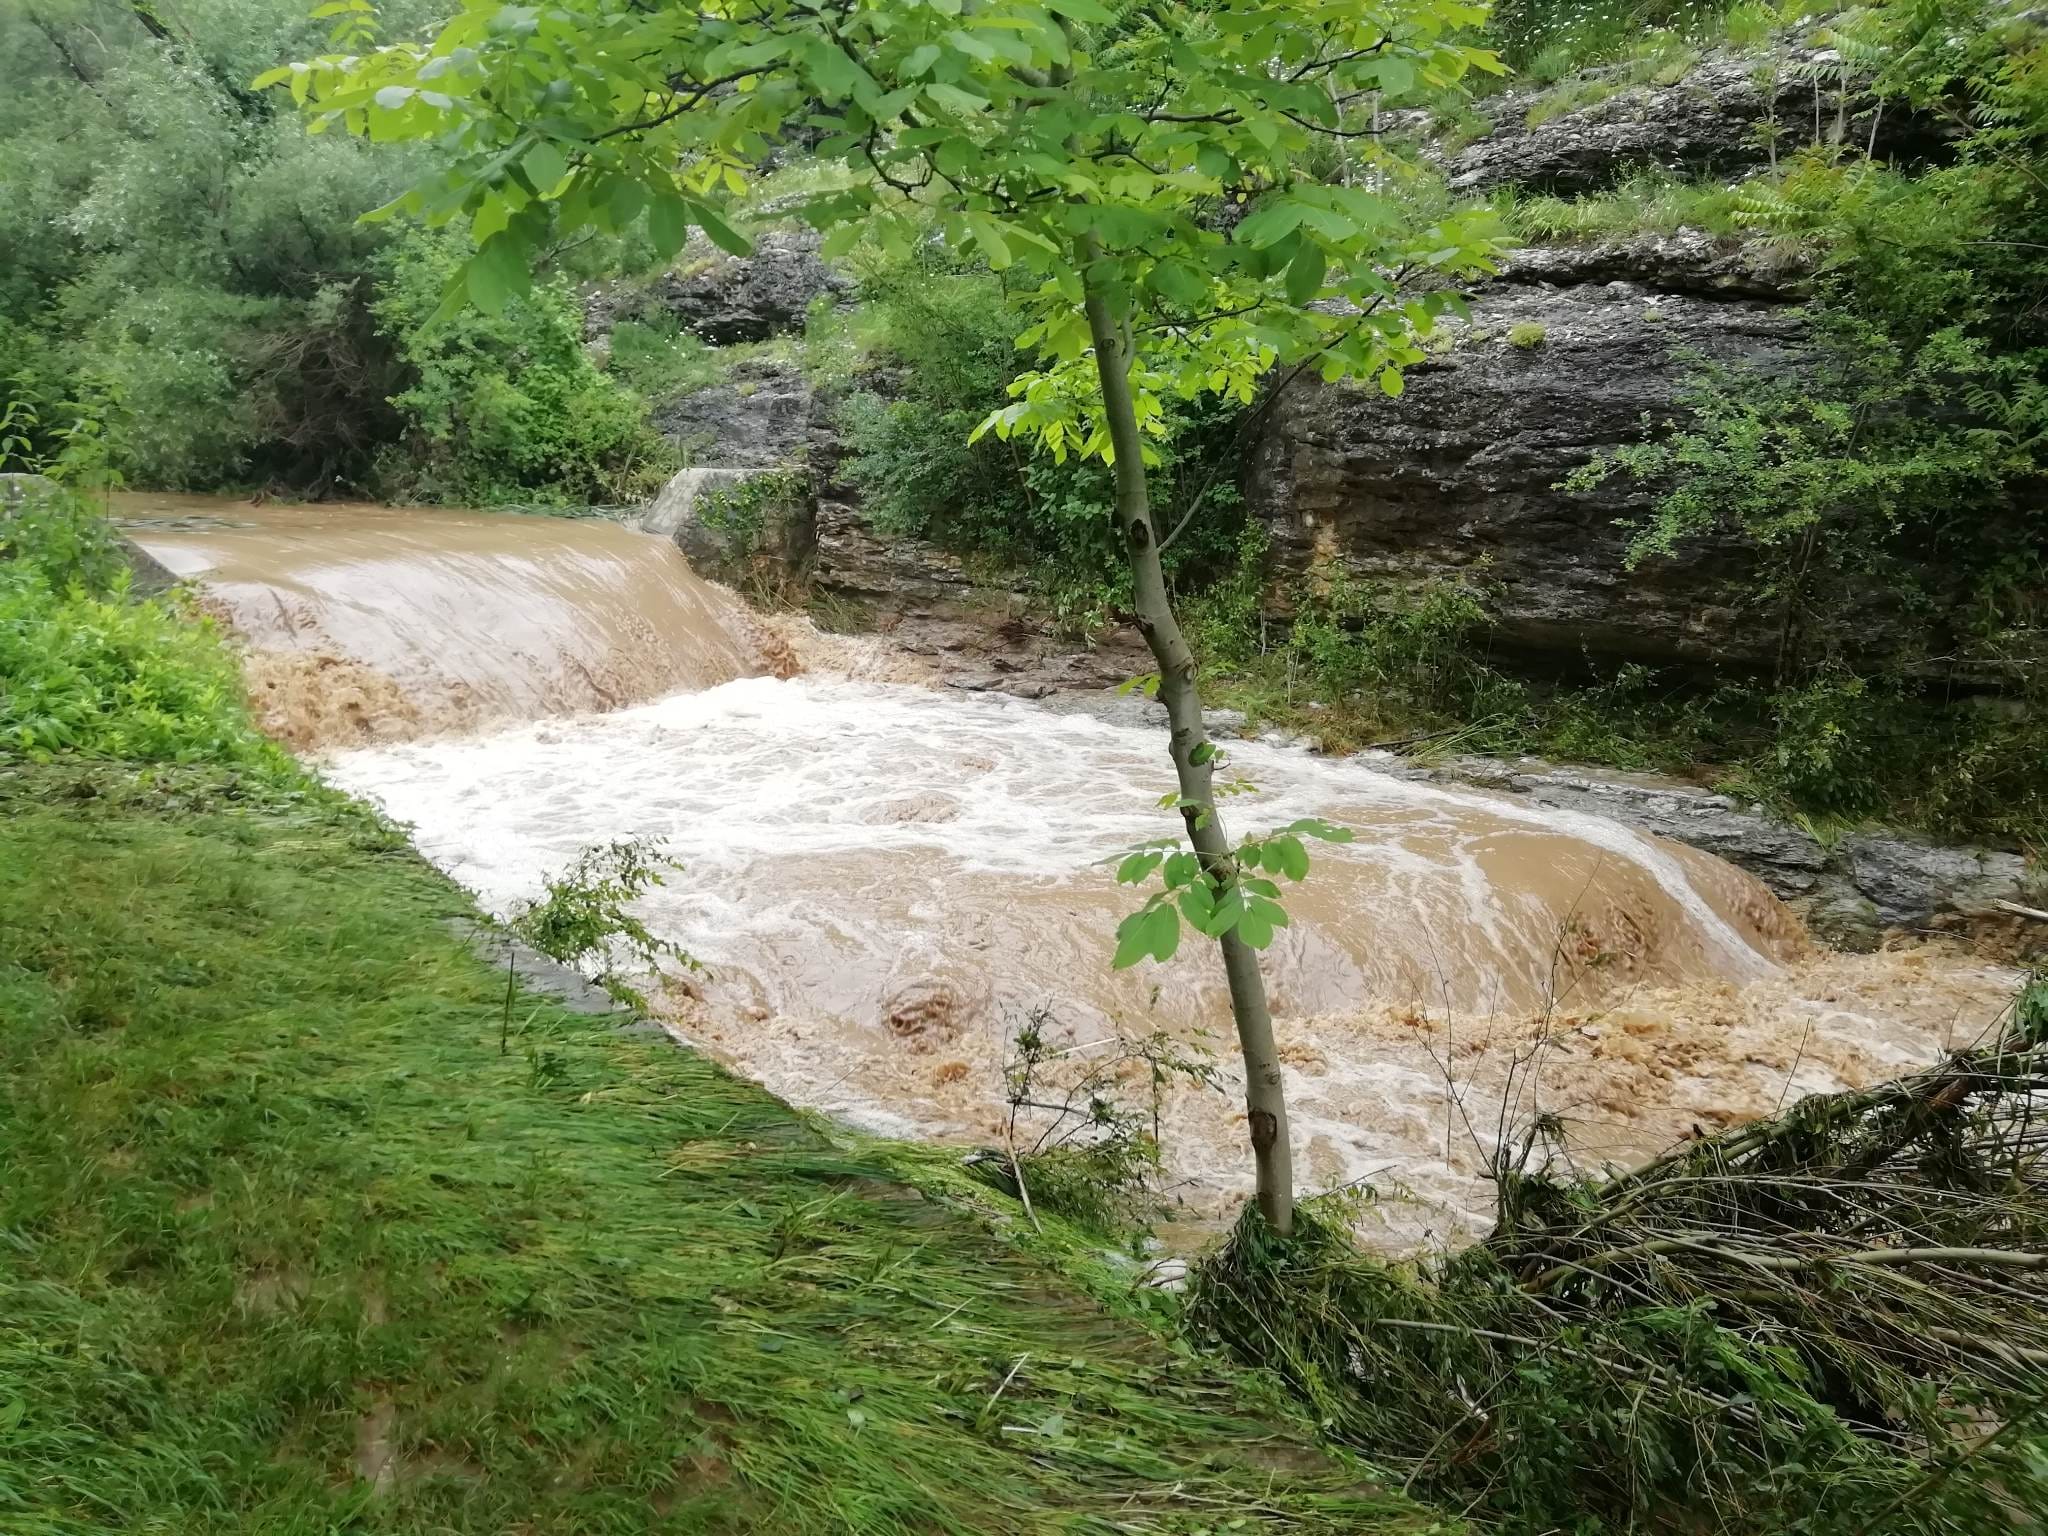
1441 48 1946 195
1242 257 1832 667
586 227 846 347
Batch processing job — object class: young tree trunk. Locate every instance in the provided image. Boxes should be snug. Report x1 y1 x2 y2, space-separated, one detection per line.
1078 244 1295 1235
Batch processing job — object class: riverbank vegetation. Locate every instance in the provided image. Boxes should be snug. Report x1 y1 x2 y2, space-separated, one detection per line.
0 0 667 504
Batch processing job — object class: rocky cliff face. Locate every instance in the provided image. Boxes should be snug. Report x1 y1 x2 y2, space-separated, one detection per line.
586 228 848 346
1239 47 1966 673
1244 239 1829 668
1438 47 1946 195
597 258 1141 689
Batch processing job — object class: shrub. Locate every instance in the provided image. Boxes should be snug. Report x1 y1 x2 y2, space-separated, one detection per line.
372 231 676 507
604 315 726 403
1186 521 1274 673
0 492 284 770
828 242 1251 632
1287 569 1511 726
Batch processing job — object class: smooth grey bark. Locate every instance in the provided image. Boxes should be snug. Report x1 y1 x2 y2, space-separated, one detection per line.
1077 239 1296 1235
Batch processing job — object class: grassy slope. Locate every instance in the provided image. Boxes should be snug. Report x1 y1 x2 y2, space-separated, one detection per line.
0 760 1443 1536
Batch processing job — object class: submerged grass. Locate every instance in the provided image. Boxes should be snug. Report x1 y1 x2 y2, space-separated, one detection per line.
0 760 1441 1536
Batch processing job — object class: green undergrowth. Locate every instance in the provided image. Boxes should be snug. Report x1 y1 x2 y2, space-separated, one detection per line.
0 757 1445 1535
0 491 294 771
1205 632 2048 849
1492 170 1753 243
1186 538 2047 847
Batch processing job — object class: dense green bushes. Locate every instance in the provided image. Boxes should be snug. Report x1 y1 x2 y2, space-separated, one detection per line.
0 0 430 491
1200 560 2046 843
825 246 1250 632
371 232 675 506
0 489 285 769
0 0 668 505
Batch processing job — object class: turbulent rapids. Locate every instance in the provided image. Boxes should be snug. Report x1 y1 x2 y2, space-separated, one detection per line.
129 496 2025 1247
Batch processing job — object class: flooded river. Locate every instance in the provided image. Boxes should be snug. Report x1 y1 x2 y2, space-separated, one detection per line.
123 494 2024 1248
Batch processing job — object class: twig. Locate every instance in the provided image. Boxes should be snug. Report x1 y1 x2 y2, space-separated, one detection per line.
984 1352 1029 1415
1004 1116 1043 1234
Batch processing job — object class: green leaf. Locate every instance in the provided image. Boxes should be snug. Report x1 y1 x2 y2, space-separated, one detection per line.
1284 817 1354 844
1043 0 1112 20
1115 850 1163 885
1233 199 1304 249
648 192 691 258
1112 903 1181 968
1270 834 1309 881
470 193 512 245
803 37 870 101
1379 367 1405 398
1202 885 1244 938
606 177 647 230
1112 910 1152 969
1235 891 1290 950
964 212 1013 269
467 232 531 315
1285 241 1327 306
695 205 753 256
925 82 988 115
1148 259 1209 308
1238 900 1274 949
523 139 568 193
819 222 864 261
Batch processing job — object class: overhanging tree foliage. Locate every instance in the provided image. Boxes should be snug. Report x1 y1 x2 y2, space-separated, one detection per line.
276 0 1505 1234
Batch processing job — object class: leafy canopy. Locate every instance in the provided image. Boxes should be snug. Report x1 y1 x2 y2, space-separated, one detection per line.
269 0 1506 459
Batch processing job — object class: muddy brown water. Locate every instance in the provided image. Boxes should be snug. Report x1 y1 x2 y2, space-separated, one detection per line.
120 493 766 747
124 494 2026 1249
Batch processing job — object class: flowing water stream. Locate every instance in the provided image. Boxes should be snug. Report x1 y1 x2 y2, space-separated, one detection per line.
123 494 2026 1249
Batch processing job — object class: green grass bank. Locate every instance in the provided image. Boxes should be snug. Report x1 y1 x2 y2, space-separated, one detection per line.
0 757 1445 1535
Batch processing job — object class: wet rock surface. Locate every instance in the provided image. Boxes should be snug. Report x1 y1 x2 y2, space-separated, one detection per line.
814 507 1153 697
1351 753 2039 949
586 228 845 346
1499 228 1813 299
1243 272 1834 668
1442 49 1946 195
653 354 833 469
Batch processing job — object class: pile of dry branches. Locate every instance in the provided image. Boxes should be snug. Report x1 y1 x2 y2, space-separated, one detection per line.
1503 981 2048 1384
1193 978 2048 1534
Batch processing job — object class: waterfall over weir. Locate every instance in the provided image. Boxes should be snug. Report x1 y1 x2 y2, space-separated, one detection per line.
120 494 768 749
124 493 2019 1247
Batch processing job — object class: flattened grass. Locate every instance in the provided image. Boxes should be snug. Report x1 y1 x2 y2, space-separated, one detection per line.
0 762 1443 1536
